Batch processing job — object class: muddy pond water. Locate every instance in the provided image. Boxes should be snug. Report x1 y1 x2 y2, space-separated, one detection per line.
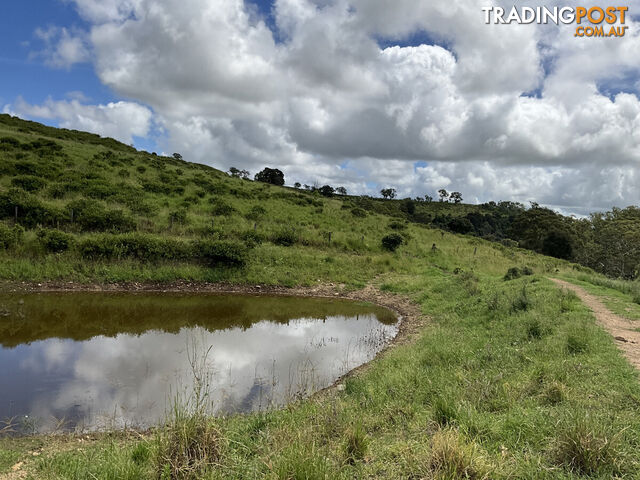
0 293 398 434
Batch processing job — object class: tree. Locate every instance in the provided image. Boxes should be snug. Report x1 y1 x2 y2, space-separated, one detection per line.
438 189 449 202
294 182 301 189
380 188 397 199
401 198 416 215
172 153 183 161
450 191 463 204
229 167 250 179
424 195 433 203
319 185 335 197
255 168 285 186
336 186 347 195
542 231 573 260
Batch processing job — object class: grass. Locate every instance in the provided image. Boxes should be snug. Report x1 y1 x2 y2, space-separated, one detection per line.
1 116 640 478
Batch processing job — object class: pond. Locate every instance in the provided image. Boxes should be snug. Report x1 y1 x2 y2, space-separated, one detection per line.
0 292 398 434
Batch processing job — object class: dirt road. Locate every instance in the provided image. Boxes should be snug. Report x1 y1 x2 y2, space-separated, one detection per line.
551 278 640 370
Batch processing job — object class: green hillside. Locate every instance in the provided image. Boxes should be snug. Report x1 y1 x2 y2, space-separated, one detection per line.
1 115 640 478
0 113 541 285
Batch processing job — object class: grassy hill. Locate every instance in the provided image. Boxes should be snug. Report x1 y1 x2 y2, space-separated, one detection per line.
1 115 640 478
0 113 525 285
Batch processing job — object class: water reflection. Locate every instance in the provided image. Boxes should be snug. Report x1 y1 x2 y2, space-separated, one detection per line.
0 293 397 433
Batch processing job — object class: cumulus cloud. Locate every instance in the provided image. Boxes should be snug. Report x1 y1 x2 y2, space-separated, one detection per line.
32 26 89 69
11 97 153 145
17 0 640 212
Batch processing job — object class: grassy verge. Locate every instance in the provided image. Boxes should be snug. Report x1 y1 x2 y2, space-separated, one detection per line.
559 272 640 321
3 271 640 479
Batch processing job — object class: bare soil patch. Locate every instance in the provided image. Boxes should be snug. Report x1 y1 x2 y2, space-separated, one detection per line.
551 278 640 370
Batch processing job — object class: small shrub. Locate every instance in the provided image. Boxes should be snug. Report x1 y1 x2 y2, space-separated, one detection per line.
0 223 23 249
78 234 191 262
195 240 248 266
381 233 403 252
522 266 534 276
272 229 297 247
388 220 407 230
136 165 146 174
66 200 136 233
350 207 367 218
37 228 74 253
504 267 521 281
209 198 236 216
240 230 264 247
11 175 47 192
245 205 267 221
118 168 130 178
169 209 188 225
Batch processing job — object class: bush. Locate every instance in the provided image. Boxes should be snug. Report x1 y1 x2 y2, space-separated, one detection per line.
37 228 74 253
66 200 136 233
245 205 267 221
11 175 47 192
0 223 23 249
195 240 248 266
388 221 406 230
350 207 367 218
504 267 522 281
78 234 191 262
272 229 297 247
169 209 188 225
240 230 264 247
209 198 236 216
381 233 403 252
0 188 62 228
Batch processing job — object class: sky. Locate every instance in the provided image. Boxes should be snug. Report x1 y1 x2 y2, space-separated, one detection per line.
2 0 640 215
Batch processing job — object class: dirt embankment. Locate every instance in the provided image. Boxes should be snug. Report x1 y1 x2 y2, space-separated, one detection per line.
551 278 640 370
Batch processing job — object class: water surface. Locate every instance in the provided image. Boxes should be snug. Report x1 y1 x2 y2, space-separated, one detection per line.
0 293 397 433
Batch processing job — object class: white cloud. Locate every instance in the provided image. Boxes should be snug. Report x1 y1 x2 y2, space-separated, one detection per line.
32 26 89 69
17 0 640 213
11 97 153 145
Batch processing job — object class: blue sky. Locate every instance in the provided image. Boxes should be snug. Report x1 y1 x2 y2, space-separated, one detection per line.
0 2 111 106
